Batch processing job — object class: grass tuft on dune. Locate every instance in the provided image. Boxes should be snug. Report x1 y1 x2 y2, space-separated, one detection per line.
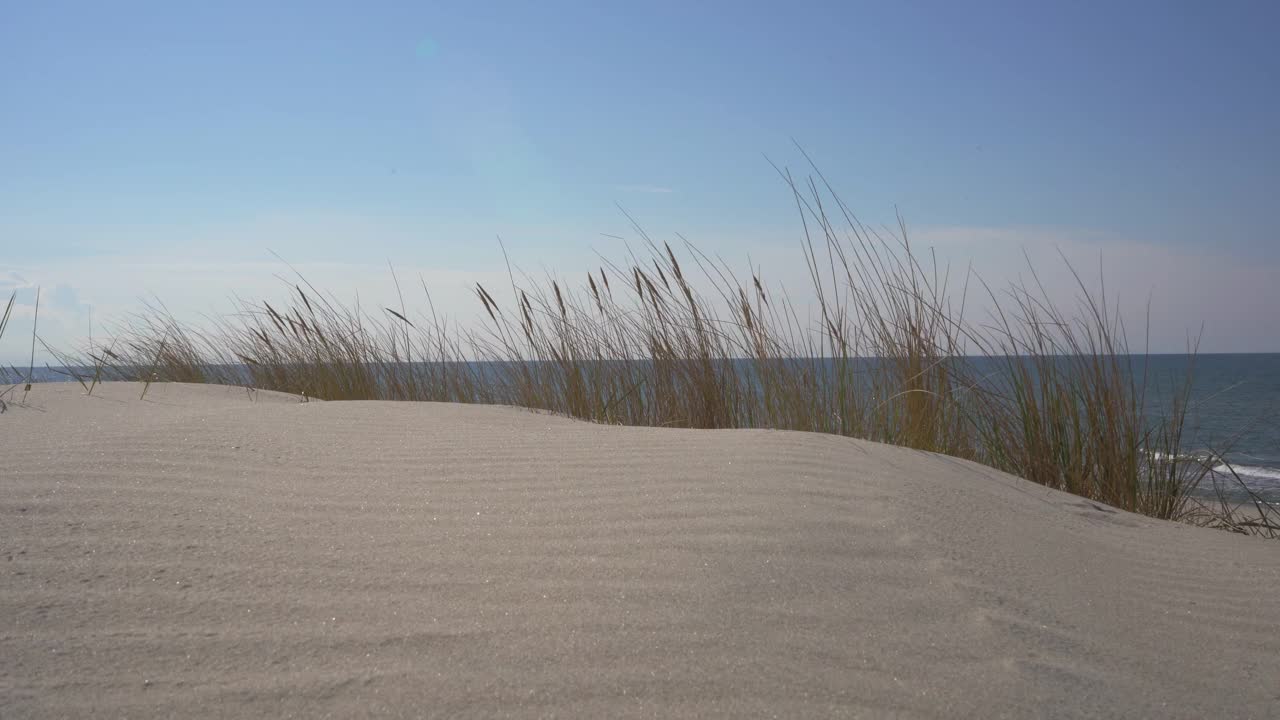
62 172 1278 537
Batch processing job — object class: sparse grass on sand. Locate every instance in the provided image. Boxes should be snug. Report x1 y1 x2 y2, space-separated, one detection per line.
59 169 1278 537
1 287 40 412
0 290 15 412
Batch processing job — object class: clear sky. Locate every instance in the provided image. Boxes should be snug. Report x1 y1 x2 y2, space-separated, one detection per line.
3 0 1278 361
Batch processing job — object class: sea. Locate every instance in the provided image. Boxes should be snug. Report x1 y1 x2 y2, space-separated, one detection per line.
6 353 1278 499
1134 354 1280 498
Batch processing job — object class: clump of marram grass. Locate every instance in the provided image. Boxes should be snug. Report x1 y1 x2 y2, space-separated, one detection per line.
1 287 43 410
0 290 16 411
72 171 1277 537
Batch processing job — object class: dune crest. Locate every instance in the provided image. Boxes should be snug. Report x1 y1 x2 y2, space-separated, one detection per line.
3 383 1278 718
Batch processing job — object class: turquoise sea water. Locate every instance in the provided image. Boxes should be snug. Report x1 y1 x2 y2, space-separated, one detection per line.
8 354 1278 497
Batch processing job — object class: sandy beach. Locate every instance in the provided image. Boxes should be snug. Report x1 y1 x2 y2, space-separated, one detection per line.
2 382 1277 718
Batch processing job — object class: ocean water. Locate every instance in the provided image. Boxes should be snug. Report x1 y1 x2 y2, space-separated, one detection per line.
1137 354 1280 496
7 354 1278 496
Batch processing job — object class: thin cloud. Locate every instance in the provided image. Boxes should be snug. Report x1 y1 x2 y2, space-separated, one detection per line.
615 184 676 194
910 224 1280 353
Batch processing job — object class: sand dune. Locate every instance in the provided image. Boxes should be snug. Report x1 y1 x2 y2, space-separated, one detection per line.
2 382 1277 718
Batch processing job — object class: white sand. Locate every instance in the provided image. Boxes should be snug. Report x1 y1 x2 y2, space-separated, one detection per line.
2 382 1278 718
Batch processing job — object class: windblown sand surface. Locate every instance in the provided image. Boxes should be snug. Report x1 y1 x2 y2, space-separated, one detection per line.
2 382 1277 718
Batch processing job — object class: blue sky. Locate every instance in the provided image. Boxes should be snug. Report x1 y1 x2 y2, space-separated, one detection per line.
3 0 1278 360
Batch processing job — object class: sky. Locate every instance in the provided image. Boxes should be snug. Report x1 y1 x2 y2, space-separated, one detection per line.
3 0 1278 363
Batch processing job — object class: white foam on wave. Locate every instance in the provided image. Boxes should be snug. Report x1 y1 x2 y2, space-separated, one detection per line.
1151 451 1214 463
1212 464 1280 481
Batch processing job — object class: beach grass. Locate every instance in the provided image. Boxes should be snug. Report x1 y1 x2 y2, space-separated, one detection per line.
67 177 1278 537
1 288 39 412
0 290 15 412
